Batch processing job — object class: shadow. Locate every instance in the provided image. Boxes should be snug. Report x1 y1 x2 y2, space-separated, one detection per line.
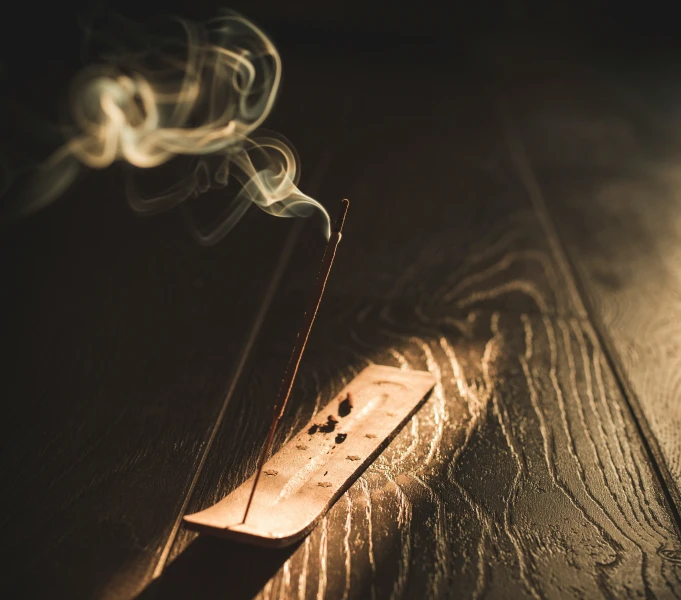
136 536 302 600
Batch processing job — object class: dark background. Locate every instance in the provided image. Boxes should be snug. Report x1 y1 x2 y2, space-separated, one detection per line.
3 0 681 79
2 0 680 214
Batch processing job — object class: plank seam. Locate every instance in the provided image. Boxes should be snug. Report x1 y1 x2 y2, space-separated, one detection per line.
151 220 303 578
498 100 681 537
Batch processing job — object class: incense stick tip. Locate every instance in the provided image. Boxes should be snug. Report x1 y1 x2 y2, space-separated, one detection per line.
333 199 350 233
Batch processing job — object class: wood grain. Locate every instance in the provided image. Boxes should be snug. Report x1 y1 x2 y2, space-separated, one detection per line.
495 41 681 513
141 52 681 599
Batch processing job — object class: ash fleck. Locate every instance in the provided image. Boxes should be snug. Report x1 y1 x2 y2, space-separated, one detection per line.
319 415 338 433
318 482 332 488
335 433 347 444
264 470 278 476
296 444 308 451
347 455 361 461
387 411 396 417
365 433 377 439
338 393 354 417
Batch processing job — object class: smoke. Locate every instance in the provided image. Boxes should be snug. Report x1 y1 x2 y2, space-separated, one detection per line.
4 11 330 242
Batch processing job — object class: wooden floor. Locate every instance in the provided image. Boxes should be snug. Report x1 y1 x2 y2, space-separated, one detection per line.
2 33 681 599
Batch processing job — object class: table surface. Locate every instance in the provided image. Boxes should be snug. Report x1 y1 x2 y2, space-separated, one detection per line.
2 33 681 599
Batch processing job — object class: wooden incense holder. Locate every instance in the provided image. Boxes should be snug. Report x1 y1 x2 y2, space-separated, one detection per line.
184 365 435 547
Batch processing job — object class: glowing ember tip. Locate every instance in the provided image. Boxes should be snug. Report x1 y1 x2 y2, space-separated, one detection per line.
333 199 350 233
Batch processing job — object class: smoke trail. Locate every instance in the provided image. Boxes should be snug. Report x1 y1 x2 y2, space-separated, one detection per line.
4 11 330 242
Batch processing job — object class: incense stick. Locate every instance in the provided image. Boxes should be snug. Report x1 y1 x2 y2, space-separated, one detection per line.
242 199 349 523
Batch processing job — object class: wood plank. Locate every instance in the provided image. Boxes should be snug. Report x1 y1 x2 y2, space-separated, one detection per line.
495 39 681 513
0 54 347 599
142 51 681 598
152 310 681 599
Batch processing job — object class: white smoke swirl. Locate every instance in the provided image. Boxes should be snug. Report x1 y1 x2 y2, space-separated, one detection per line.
8 11 330 242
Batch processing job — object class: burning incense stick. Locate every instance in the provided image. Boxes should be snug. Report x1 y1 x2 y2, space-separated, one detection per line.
242 199 350 523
